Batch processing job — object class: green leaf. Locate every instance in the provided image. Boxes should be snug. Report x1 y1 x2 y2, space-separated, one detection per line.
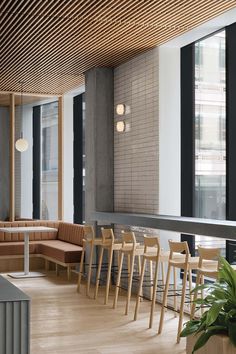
219 257 236 294
180 323 201 337
194 298 207 305
206 300 227 326
206 325 227 332
191 283 211 294
192 331 213 353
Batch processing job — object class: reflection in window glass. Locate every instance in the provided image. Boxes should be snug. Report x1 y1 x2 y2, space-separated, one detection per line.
194 30 226 251
41 102 58 220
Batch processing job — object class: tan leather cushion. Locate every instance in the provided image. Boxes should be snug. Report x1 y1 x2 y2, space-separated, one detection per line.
38 240 83 263
0 221 59 242
0 242 37 255
57 222 84 246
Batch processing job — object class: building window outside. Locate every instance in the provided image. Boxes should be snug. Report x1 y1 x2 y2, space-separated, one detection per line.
194 30 226 252
41 101 58 220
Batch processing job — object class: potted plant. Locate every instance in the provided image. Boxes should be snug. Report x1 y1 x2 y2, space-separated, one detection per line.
180 257 236 353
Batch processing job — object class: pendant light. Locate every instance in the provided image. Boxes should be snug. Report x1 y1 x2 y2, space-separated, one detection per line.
15 81 29 152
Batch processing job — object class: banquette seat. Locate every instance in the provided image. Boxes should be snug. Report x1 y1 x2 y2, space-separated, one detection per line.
0 220 84 280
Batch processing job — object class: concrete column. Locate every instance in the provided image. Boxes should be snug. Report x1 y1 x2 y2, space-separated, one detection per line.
85 67 114 222
85 67 114 284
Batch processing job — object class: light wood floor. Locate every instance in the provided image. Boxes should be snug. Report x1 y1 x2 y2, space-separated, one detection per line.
5 272 187 354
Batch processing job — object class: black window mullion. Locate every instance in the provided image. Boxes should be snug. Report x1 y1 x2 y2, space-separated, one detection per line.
225 22 236 262
73 94 83 224
181 43 195 255
32 105 41 219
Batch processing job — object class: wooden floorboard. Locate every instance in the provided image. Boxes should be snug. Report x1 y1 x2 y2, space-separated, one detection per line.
4 272 186 354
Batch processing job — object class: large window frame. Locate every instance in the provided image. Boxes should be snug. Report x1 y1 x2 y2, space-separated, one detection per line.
33 101 59 221
181 22 236 263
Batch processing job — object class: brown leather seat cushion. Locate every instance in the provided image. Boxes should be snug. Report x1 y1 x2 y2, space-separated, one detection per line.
0 242 37 256
38 240 83 263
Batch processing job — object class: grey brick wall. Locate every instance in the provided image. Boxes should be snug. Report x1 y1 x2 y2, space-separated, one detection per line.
114 47 159 214
113 48 160 298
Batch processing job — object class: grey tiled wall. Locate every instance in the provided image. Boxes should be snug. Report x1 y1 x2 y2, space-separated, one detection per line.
114 48 159 214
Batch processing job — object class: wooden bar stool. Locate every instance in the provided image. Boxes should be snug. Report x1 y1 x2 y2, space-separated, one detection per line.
113 230 144 315
158 240 194 343
191 246 220 318
134 235 161 328
77 225 102 296
94 228 122 304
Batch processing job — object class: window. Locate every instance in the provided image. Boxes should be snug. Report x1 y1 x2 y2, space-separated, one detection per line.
41 102 58 220
194 31 226 252
73 94 85 224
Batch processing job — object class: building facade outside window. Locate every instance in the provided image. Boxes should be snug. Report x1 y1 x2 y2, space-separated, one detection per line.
194 30 226 251
41 101 58 220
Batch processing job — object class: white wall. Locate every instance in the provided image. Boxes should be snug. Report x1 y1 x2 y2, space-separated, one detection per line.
159 46 181 246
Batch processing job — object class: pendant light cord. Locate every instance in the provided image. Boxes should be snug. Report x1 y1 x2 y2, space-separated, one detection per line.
20 81 23 139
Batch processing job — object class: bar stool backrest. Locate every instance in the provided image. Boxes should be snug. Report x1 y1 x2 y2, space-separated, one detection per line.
168 240 190 265
83 225 95 241
101 228 115 245
198 246 221 268
143 235 160 257
121 231 136 250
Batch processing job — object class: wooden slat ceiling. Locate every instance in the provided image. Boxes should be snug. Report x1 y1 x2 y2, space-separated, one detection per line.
0 0 235 96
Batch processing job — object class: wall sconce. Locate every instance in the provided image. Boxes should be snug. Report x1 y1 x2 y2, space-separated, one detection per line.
116 104 126 115
116 120 126 133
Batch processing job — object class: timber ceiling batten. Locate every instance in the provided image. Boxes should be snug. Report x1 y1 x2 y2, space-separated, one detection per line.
0 0 235 95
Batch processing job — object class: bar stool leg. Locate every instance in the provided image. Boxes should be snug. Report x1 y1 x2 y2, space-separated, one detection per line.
190 271 201 318
56 263 59 276
125 253 135 315
161 261 165 286
67 266 71 281
86 241 94 296
127 254 131 276
149 260 153 300
113 252 124 309
158 263 171 334
200 275 204 316
161 261 165 304
94 246 104 299
137 255 143 302
77 242 85 292
149 259 159 328
189 269 193 307
177 267 188 343
134 258 146 321
173 267 177 317
105 246 113 305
